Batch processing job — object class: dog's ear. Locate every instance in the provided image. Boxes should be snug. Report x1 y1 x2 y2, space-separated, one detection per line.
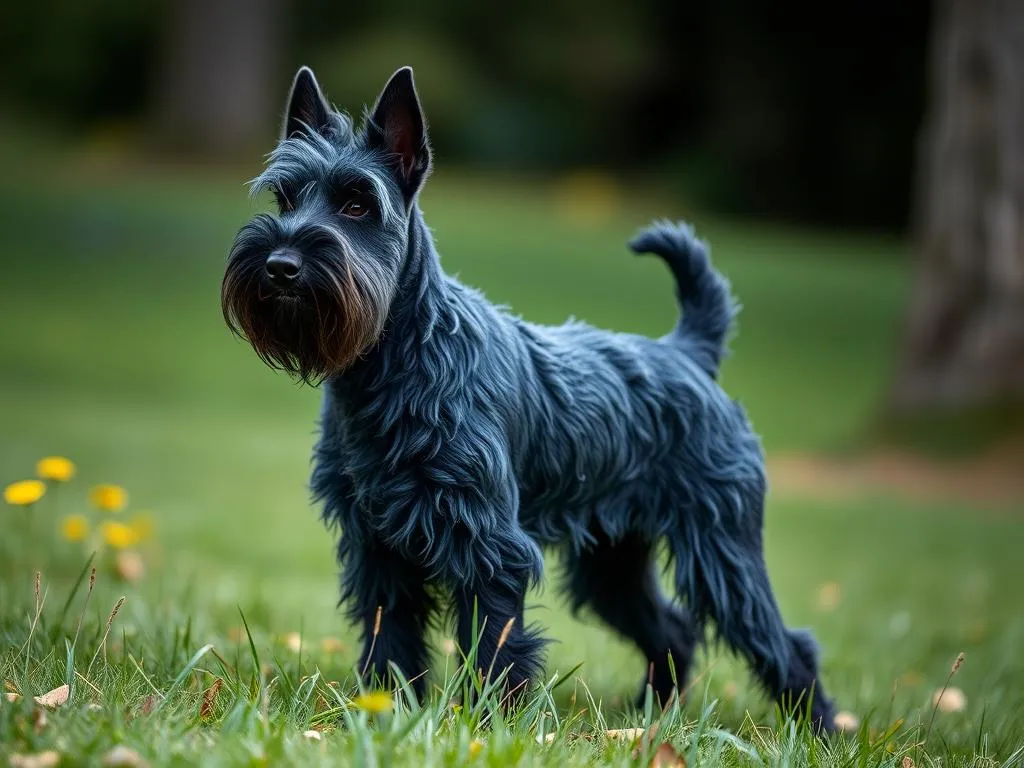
283 66 332 140
367 67 431 197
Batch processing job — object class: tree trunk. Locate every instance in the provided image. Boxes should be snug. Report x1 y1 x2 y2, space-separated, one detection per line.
151 0 283 159
891 0 1024 411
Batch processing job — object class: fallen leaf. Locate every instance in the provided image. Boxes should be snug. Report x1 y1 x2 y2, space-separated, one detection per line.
139 695 159 716
302 729 322 742
648 742 686 768
898 671 923 687
816 582 842 611
115 552 145 583
932 686 966 713
606 727 647 742
320 637 345 654
199 678 222 720
902 757 915 768
283 632 303 653
102 745 148 767
833 710 860 732
35 684 69 709
9 752 61 768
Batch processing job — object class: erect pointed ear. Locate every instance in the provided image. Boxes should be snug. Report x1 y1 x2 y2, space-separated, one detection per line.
283 66 332 140
367 67 431 195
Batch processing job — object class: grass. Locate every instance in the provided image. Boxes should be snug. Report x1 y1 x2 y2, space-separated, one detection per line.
1 138 1023 765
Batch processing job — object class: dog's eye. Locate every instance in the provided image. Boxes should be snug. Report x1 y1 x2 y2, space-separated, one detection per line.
340 196 368 218
273 184 294 213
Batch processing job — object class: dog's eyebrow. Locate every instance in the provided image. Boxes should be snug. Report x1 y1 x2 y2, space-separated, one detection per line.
329 167 401 226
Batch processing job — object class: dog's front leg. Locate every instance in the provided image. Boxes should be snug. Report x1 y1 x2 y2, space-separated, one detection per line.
340 540 436 698
453 554 547 706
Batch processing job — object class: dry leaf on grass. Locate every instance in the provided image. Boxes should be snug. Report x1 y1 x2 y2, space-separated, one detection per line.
648 742 686 768
932 686 966 712
115 552 145 583
605 727 647 742
35 684 69 709
833 710 860 732
898 671 923 687
320 637 346 654
816 582 842 611
9 752 61 768
302 730 322 742
102 745 148 767
139 694 159 716
199 678 222 720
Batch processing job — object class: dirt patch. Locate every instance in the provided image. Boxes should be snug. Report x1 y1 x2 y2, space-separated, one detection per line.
768 442 1024 508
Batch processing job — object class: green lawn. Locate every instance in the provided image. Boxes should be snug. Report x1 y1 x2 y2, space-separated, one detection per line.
1 147 1022 765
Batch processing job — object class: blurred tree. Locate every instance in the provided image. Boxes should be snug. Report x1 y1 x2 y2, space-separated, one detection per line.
891 0 1024 413
151 0 283 157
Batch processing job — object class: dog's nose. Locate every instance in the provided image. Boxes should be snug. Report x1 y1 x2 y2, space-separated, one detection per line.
265 249 303 286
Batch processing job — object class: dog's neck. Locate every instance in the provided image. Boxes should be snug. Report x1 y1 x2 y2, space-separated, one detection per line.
327 203 450 400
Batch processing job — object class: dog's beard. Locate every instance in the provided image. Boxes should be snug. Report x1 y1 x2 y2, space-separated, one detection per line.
221 215 392 384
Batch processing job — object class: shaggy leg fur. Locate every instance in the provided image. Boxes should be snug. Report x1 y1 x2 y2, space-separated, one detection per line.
563 530 699 707
344 545 436 698
454 568 547 704
670 510 837 733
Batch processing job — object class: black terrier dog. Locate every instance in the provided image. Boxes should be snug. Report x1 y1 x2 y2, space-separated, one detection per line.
222 66 837 732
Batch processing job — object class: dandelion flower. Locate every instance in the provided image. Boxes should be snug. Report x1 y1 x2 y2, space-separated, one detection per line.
100 520 136 549
4 480 46 506
90 484 128 513
36 457 76 483
352 691 393 714
60 514 90 542
129 514 154 542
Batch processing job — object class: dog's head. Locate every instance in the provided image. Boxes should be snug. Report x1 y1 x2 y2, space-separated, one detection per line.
221 66 431 383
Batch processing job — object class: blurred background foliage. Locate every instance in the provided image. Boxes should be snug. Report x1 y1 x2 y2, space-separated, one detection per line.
0 0 929 229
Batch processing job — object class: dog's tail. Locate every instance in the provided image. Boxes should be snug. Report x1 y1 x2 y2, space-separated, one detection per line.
628 220 738 378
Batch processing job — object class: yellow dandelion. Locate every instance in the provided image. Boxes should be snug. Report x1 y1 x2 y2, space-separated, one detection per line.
352 691 393 714
4 480 46 506
90 484 128 513
100 520 136 549
36 456 76 483
129 513 154 542
60 514 90 542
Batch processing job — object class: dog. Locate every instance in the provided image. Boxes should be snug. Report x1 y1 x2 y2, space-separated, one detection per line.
222 65 838 733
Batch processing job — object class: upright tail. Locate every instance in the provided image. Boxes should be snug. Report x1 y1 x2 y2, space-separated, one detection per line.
628 220 738 378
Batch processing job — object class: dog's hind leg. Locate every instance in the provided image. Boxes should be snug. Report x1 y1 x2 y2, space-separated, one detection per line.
668 494 837 733
563 528 699 707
